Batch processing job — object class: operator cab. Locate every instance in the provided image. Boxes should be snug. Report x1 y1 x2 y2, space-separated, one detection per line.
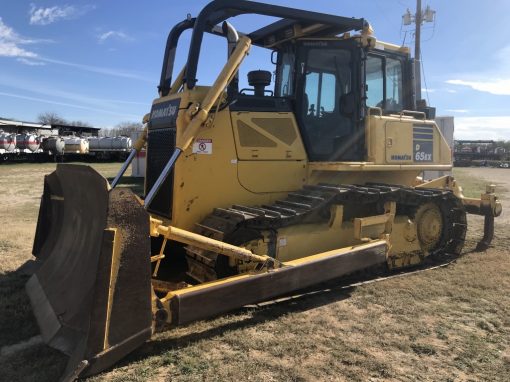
232 33 413 162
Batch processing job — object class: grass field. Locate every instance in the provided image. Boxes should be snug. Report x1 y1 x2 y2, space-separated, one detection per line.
0 164 509 381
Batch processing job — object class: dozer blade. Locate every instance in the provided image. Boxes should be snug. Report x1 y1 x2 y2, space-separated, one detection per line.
26 164 152 381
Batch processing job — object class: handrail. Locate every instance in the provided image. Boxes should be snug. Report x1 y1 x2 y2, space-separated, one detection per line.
159 18 195 97
400 110 426 120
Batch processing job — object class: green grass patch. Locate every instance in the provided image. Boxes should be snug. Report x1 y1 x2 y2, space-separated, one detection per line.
453 170 491 198
453 168 508 198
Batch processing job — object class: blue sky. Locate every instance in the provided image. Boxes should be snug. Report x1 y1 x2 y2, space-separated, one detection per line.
1 0 509 139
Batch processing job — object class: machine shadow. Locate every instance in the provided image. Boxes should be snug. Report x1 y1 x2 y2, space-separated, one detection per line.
0 264 39 349
114 247 474 367
0 260 354 381
115 283 356 369
94 253 465 375
1 252 466 381
0 263 68 382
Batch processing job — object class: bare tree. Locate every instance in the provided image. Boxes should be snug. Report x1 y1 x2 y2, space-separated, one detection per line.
101 121 143 137
37 112 142 137
37 112 91 127
67 120 92 127
37 112 67 125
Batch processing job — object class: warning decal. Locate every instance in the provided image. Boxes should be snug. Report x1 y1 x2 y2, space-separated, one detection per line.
192 139 212 154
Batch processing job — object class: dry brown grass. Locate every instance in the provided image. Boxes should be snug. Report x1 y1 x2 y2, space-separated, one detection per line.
0 162 122 273
0 165 509 382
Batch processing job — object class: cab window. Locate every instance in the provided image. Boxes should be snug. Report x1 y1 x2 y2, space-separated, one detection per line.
366 56 384 108
304 71 337 115
277 50 295 97
386 57 403 110
366 54 403 112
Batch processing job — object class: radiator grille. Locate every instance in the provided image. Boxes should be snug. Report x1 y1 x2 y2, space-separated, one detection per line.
146 127 176 218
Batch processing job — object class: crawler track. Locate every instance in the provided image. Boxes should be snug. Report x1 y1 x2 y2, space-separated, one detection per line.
185 183 467 282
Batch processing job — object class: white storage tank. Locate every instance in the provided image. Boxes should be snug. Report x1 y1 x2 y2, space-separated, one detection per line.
64 137 89 154
0 132 16 152
42 136 65 155
113 136 131 150
99 137 113 150
88 136 132 151
114 137 133 151
88 137 102 151
16 134 41 152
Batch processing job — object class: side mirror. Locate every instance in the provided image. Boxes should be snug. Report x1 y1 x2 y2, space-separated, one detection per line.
271 50 278 65
339 92 355 116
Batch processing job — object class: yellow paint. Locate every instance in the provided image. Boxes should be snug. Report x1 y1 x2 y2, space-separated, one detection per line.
150 94 309 230
104 227 121 350
237 161 306 193
161 239 387 304
147 86 462 267
231 112 306 160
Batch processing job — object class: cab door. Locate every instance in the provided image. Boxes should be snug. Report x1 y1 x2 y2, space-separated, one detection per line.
295 39 363 162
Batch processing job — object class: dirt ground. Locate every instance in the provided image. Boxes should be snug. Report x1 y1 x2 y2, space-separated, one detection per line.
0 164 509 382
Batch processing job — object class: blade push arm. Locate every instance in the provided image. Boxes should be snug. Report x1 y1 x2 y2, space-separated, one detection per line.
110 124 148 189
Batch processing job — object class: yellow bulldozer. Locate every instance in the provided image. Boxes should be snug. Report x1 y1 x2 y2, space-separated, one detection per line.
26 1 502 380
